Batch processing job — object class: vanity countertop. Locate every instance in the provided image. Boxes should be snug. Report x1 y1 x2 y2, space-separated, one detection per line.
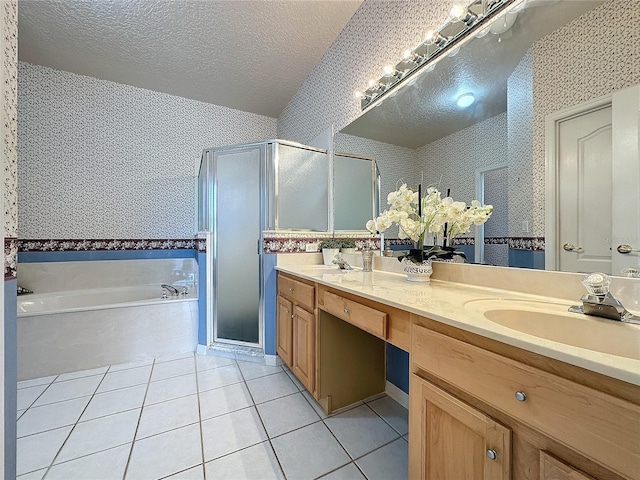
275 264 640 386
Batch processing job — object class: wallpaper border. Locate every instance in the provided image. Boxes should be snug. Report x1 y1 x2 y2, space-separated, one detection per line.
4 237 16 280
18 238 202 252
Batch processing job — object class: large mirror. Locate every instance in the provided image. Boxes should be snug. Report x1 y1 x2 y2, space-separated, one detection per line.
335 0 640 275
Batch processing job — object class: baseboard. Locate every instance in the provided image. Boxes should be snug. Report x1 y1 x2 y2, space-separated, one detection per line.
385 381 409 409
264 354 283 366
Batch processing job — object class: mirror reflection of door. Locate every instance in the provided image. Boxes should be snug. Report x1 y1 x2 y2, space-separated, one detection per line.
548 84 640 275
475 165 509 267
547 86 640 275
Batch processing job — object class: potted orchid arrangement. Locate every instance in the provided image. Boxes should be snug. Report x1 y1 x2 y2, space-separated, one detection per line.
366 184 492 280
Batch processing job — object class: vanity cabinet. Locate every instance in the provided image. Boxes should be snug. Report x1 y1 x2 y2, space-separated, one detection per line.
410 373 511 479
410 318 640 480
277 273 316 393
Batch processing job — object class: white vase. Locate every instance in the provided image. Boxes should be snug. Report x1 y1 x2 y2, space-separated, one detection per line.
341 247 356 254
401 257 433 282
322 248 340 266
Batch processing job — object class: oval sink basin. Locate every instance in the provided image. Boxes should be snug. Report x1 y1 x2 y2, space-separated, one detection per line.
483 308 640 360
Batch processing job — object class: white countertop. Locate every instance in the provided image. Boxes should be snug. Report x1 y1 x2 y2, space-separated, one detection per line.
275 264 640 386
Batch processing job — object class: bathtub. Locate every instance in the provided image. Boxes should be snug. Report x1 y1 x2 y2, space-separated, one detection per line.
17 285 198 380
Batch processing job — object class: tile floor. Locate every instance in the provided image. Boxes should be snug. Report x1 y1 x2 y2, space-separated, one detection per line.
16 352 409 480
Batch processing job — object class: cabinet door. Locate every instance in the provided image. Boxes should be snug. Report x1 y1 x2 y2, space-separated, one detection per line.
539 452 594 480
409 374 511 480
293 305 315 393
276 295 293 368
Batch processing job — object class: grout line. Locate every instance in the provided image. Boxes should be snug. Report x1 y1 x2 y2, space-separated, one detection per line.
39 370 110 479
121 358 156 480
193 353 208 480
362 401 408 437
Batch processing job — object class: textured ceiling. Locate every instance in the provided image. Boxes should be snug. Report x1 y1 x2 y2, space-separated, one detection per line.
340 0 604 149
18 0 363 118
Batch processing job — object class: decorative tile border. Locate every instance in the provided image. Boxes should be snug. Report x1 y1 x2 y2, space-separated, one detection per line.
263 231 380 253
509 237 545 251
4 237 16 280
17 238 198 252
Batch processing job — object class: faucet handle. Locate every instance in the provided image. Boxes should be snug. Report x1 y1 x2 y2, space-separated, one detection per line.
581 272 611 296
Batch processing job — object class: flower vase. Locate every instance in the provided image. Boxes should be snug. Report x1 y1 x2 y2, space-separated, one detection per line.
401 257 433 282
322 248 340 266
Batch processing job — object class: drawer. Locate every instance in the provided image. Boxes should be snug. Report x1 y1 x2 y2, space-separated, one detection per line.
321 290 388 339
278 275 315 311
412 325 640 480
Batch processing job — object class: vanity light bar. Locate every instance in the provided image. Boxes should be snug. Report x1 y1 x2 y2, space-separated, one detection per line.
355 0 522 111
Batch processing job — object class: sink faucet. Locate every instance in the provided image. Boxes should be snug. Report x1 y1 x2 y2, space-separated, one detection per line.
569 273 640 325
332 252 353 270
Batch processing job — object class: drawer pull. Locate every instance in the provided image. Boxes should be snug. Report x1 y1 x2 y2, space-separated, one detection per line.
486 449 497 460
289 287 294 292
515 391 527 402
344 308 350 314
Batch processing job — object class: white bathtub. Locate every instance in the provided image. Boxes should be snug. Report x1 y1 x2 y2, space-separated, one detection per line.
17 285 198 380
18 285 192 316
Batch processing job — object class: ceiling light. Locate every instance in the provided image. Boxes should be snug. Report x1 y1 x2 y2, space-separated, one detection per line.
457 93 475 108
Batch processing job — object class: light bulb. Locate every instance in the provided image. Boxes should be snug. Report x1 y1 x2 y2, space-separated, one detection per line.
368 79 378 89
456 92 475 108
449 3 467 22
424 27 440 45
354 90 364 99
402 49 413 61
383 64 395 76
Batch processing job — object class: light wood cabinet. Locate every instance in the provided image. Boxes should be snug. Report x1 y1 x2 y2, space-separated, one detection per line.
276 295 293 368
539 452 594 480
292 305 315 392
410 374 511 480
277 273 317 394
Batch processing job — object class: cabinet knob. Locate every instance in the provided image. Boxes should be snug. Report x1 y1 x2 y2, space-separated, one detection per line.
289 287 294 292
344 308 350 314
486 449 497 460
515 391 527 402
284 308 289 314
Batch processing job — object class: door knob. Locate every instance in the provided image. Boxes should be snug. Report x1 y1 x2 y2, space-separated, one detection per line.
563 243 583 252
617 244 640 254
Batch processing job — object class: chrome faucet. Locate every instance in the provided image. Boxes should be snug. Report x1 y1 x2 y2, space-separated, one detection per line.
332 252 353 270
569 273 640 325
161 284 188 297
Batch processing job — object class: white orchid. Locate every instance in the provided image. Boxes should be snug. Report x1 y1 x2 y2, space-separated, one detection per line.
366 184 493 246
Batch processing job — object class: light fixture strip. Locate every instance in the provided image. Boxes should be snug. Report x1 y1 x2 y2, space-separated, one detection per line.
356 0 521 112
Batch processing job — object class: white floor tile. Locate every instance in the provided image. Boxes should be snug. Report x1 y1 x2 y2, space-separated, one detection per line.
56 408 140 463
256 392 320 438
145 373 197 405
201 407 268 461
32 375 103 407
284 368 305 391
18 396 91 438
108 358 154 372
97 365 152 393
245 371 297 404
16 468 47 480
198 382 254 421
17 375 57 390
324 404 400 459
126 423 202 480
237 361 283 381
204 441 284 480
56 366 108 382
155 351 195 364
271 422 350 480
136 394 200 439
303 390 328 419
162 464 205 479
16 425 72 476
356 438 408 480
80 384 147 421
319 462 367 480
151 356 196 382
195 354 235 372
17 384 48 410
197 364 243 392
45 443 131 480
367 395 409 435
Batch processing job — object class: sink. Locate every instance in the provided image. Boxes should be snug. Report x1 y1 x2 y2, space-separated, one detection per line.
464 299 640 360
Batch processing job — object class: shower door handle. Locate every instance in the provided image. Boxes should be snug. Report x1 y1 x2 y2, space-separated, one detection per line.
617 244 640 254
563 243 583 252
